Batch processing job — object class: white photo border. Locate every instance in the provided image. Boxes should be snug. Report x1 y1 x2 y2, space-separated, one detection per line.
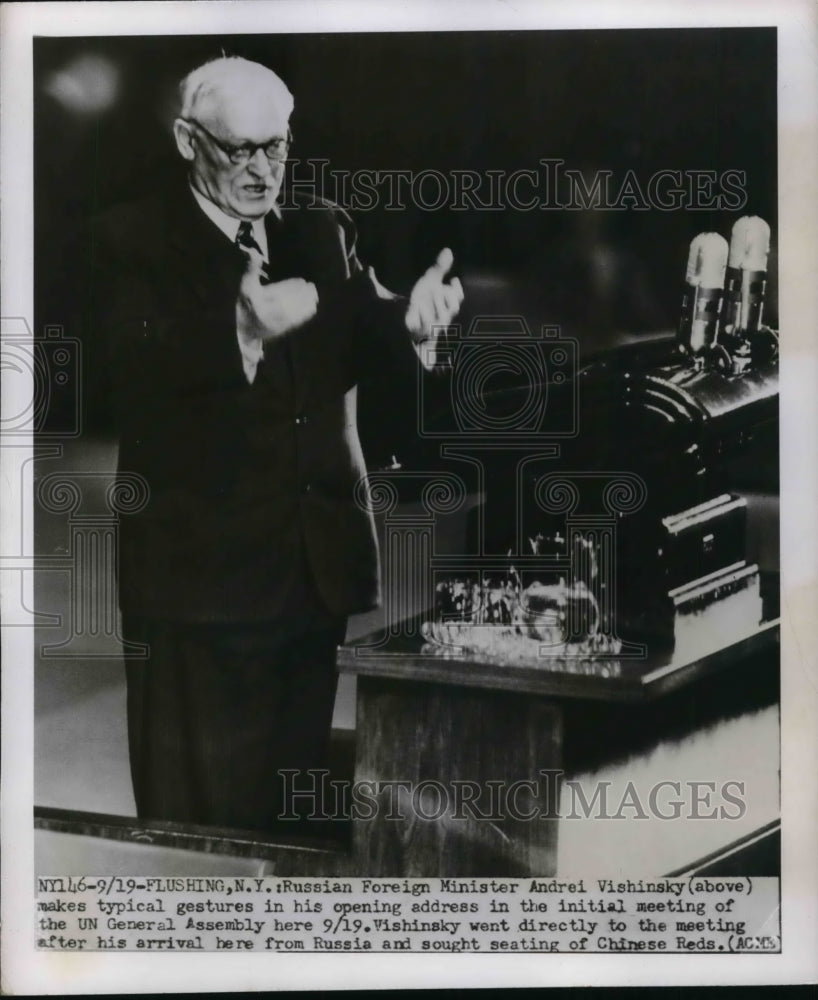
2 0 816 991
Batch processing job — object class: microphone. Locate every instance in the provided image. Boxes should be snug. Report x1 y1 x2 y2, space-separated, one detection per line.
677 232 729 358
721 215 771 337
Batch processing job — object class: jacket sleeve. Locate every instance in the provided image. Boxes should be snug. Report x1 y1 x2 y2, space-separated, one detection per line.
287 200 421 387
341 204 425 377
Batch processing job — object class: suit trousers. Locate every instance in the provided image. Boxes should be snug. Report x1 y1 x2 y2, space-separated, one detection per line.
123 613 347 833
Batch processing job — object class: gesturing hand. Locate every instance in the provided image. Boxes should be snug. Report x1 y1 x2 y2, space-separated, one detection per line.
236 248 319 342
405 248 464 344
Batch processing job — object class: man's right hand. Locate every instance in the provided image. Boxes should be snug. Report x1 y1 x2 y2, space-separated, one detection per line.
236 249 319 342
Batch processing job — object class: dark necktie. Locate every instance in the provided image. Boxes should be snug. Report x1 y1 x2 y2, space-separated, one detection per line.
236 220 274 288
235 220 264 256
235 221 269 383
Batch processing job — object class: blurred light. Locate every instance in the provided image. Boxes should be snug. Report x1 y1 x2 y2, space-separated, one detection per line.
43 53 121 116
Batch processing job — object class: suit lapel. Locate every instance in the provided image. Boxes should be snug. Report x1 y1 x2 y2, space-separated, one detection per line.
165 184 246 310
163 185 350 301
160 183 295 397
159 190 354 407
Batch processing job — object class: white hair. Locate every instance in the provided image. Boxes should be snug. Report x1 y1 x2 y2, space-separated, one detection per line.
179 56 294 121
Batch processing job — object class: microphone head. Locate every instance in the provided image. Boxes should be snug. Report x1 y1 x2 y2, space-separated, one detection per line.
728 215 771 270
685 232 728 288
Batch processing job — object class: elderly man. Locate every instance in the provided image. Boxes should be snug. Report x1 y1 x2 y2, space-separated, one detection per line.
92 56 462 832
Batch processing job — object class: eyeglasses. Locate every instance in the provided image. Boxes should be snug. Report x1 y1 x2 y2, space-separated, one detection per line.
182 118 293 165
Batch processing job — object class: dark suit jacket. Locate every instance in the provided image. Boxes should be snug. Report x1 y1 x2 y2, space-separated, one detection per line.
91 179 416 623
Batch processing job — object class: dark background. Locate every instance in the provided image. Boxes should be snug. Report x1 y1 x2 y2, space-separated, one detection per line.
34 28 777 460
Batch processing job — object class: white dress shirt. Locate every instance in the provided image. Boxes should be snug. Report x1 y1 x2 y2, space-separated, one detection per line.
190 185 274 384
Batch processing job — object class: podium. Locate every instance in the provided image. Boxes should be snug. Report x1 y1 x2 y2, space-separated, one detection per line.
338 584 779 877
35 604 779 877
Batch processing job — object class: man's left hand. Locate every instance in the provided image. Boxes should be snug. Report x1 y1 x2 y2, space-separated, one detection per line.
405 248 464 345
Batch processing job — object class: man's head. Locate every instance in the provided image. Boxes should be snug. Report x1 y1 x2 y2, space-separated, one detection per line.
174 57 294 220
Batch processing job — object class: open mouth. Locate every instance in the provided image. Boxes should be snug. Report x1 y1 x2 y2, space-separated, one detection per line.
243 184 270 196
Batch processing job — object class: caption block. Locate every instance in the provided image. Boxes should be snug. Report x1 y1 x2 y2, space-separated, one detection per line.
36 876 781 954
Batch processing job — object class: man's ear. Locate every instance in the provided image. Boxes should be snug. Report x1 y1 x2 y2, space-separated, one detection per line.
173 119 195 162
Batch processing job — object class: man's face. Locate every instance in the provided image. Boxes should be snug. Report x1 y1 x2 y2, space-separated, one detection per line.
185 89 289 220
